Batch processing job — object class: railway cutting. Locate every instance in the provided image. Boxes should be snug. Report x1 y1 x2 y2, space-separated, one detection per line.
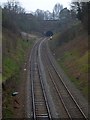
29 37 88 119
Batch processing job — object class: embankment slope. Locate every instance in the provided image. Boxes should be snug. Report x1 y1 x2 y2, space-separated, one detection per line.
49 23 88 99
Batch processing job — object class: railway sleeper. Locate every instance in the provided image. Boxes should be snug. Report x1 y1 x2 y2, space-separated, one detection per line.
36 114 49 117
35 101 45 104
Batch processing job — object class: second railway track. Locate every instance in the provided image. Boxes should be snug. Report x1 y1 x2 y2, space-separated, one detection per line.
29 37 88 119
30 39 51 120
39 39 88 119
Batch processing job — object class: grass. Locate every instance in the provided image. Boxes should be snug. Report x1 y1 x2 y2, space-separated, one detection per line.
0 74 2 84
3 38 35 82
50 26 88 99
57 50 88 99
2 29 36 118
76 51 88 73
3 57 19 81
3 94 14 118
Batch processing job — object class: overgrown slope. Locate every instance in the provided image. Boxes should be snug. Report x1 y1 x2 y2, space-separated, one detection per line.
49 23 88 99
2 28 36 118
2 28 35 82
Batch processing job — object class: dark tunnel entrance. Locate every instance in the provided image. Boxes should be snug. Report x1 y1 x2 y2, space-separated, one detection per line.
45 31 53 37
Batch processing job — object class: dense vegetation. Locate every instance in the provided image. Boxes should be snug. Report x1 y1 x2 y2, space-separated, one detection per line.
2 1 89 34
1 0 89 117
2 1 39 33
2 29 35 117
2 1 37 117
49 2 89 99
49 26 88 98
71 2 89 33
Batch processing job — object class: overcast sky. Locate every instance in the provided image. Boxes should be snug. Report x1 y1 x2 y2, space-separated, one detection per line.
0 0 72 12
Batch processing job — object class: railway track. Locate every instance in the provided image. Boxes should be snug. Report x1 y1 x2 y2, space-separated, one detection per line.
30 39 51 120
29 38 88 119
39 39 88 119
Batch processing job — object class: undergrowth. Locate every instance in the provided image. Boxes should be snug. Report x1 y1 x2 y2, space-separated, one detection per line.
2 29 36 118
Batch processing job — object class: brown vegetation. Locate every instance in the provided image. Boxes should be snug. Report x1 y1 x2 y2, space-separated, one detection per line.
49 24 88 99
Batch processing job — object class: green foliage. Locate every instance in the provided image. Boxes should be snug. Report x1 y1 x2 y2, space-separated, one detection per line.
57 51 88 98
0 74 1 79
3 31 34 82
3 108 13 118
3 95 13 118
3 57 18 81
76 52 88 73
2 30 35 118
60 51 79 62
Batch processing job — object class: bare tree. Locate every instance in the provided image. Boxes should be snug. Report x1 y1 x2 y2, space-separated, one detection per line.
53 3 63 20
71 1 89 29
44 10 52 20
35 9 44 20
3 0 25 13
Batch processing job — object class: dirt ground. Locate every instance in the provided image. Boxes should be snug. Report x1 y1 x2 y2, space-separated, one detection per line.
2 49 31 118
12 45 32 118
13 61 28 118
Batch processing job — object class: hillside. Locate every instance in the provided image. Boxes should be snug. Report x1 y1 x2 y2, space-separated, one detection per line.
2 28 35 81
49 23 88 99
2 28 36 118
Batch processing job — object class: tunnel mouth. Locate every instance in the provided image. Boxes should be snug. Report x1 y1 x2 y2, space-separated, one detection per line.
45 31 53 37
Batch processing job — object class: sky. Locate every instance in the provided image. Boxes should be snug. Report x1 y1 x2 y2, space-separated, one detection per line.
0 0 72 12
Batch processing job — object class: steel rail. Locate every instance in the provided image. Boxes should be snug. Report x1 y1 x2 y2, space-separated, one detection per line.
30 43 39 120
41 46 72 119
30 38 52 119
30 39 43 119
38 38 52 119
45 40 88 119
37 63 52 119
48 67 72 119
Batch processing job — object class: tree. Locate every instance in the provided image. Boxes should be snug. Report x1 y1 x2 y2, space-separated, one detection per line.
2 0 39 33
3 0 25 14
59 8 71 21
44 10 52 20
53 3 63 20
58 8 73 31
70 10 77 19
71 1 90 29
35 9 44 20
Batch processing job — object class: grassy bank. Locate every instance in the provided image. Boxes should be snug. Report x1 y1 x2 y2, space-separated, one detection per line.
3 38 34 81
57 50 88 98
2 28 36 118
49 24 88 99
